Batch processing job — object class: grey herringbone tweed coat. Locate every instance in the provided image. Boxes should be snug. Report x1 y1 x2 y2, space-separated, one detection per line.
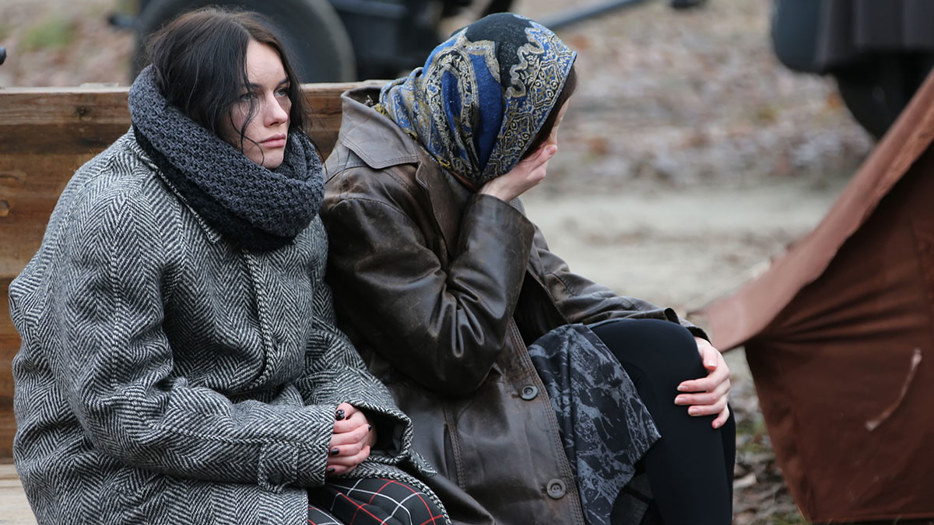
9 131 439 524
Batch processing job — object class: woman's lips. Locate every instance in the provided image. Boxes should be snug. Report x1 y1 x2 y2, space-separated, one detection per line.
262 134 287 148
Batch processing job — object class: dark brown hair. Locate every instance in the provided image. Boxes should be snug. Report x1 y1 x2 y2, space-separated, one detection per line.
523 64 578 158
145 7 307 140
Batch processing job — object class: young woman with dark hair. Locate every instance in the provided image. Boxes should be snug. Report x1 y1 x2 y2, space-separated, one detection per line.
146 7 308 156
9 8 446 524
322 12 735 525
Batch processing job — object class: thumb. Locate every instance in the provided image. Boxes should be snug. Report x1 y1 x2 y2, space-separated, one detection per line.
698 344 718 370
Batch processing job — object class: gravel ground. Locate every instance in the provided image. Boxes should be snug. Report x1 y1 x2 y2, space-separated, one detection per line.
1 0 878 523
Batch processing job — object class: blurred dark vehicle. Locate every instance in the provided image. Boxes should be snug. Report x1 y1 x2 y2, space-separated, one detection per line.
116 0 494 82
772 0 934 139
111 0 705 83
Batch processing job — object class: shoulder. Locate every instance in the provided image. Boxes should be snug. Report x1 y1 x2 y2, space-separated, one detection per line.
11 132 183 312
63 131 172 213
43 131 183 259
324 157 423 209
327 88 425 176
324 139 432 220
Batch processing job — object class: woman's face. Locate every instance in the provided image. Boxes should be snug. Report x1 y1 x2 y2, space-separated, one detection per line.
221 40 292 169
545 100 570 149
525 99 570 159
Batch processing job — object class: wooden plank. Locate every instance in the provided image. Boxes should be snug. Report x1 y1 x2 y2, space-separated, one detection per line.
0 262 17 458
0 81 378 156
0 87 130 156
0 462 35 525
1 278 19 459
0 80 383 460
0 153 94 278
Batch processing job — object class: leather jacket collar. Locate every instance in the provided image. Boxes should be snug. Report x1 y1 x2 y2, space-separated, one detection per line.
339 87 421 170
334 87 476 256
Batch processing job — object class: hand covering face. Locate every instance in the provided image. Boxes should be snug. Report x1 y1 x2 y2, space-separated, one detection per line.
378 12 577 188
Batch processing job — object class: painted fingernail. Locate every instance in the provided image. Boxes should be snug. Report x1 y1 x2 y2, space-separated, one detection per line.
326 467 335 474
335 409 345 421
330 448 340 456
367 425 372 431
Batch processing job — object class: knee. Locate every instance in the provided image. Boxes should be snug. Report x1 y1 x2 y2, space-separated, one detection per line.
639 321 704 384
593 318 704 384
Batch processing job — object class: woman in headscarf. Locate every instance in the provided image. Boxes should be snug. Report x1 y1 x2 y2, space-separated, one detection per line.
9 7 446 524
322 12 734 525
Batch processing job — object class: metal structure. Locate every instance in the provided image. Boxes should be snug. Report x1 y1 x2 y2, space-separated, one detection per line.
113 0 703 83
771 0 934 139
121 0 478 82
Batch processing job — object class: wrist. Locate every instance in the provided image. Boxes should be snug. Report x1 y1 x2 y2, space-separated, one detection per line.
479 184 509 202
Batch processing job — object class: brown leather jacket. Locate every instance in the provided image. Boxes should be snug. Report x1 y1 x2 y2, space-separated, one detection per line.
322 88 701 525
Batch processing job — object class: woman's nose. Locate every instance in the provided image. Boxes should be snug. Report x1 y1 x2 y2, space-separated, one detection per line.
264 94 289 125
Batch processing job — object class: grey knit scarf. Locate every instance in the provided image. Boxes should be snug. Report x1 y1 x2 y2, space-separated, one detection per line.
128 65 324 252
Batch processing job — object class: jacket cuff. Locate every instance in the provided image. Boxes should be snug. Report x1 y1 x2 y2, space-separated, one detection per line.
257 416 330 491
468 194 536 245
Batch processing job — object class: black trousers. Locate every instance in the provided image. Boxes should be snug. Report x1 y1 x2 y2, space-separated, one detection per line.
592 319 736 525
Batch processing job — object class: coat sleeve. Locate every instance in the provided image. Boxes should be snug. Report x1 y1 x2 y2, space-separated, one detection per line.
292 256 418 463
44 186 339 491
324 182 536 396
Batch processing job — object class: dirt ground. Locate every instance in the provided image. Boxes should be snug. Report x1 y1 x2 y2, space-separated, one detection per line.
1 0 877 523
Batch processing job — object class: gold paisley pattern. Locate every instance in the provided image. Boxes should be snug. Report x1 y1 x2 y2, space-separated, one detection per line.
378 13 576 187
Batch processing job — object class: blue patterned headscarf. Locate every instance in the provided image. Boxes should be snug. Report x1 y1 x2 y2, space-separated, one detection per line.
378 13 577 188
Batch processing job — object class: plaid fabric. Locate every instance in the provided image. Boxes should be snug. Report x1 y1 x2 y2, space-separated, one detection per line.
309 478 445 525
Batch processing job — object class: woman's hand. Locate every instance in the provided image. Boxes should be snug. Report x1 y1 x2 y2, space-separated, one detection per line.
479 144 556 202
326 403 377 477
674 338 732 429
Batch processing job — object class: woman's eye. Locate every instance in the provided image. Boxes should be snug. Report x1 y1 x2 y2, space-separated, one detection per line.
239 92 255 102
276 86 290 97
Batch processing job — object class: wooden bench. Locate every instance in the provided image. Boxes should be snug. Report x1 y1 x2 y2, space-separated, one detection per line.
0 81 379 524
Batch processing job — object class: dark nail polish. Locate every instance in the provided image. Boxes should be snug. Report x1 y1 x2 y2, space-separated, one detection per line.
335 409 345 421
330 448 339 456
326 467 335 474
367 425 372 431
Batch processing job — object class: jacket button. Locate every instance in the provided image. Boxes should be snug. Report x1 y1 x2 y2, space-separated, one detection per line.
546 479 567 499
520 385 538 400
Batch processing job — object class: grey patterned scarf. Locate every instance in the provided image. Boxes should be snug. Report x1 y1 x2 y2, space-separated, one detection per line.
128 65 324 252
529 324 661 525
